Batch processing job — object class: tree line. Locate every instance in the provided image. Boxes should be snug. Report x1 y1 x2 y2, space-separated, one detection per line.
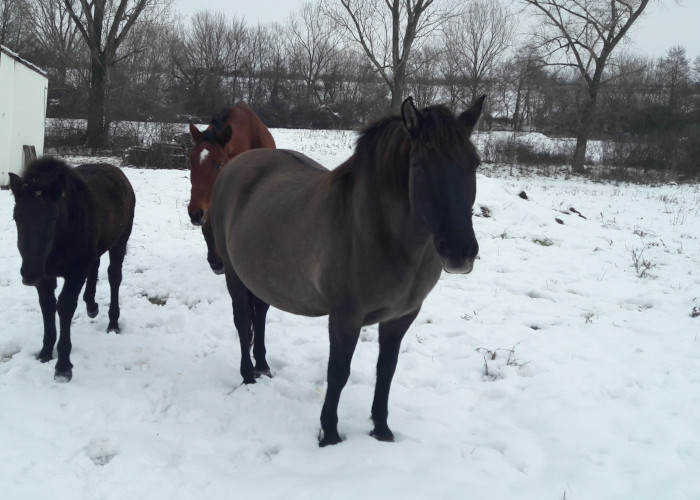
1 0 698 176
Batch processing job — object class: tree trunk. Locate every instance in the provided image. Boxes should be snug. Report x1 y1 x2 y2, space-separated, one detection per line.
390 77 404 114
571 87 598 174
86 53 108 149
513 84 522 132
572 133 588 174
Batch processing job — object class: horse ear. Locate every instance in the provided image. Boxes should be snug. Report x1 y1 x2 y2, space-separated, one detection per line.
459 95 486 136
189 122 203 143
218 125 232 146
8 173 23 198
401 96 422 138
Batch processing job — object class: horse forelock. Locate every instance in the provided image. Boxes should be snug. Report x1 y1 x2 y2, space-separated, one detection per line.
416 105 477 161
21 157 73 192
200 126 221 146
196 108 232 147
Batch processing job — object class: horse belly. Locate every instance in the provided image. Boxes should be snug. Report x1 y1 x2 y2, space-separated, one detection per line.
219 172 333 317
361 260 442 325
229 226 331 317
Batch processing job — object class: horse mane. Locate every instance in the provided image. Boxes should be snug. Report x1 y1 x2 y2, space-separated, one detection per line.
332 115 410 194
333 103 465 194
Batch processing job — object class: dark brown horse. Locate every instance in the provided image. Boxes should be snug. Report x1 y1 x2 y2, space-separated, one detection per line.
188 102 276 273
9 158 135 382
210 96 485 446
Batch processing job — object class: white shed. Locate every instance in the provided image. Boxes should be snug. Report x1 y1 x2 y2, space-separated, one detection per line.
0 45 48 186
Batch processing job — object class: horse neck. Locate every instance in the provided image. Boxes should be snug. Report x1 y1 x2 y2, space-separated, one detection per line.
336 125 429 249
57 176 94 246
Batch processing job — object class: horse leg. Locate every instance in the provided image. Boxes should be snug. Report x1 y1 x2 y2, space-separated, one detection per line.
252 295 271 378
224 269 256 384
55 272 87 381
202 220 224 275
319 311 361 447
83 259 100 318
107 243 127 333
36 278 57 363
370 308 420 442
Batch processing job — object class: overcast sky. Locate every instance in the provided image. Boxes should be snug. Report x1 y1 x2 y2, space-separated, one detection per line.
175 0 700 61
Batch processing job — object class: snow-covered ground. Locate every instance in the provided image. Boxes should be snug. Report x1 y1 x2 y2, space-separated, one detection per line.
2 128 699 499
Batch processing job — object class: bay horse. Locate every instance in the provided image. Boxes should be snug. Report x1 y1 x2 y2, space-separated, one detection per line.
210 96 485 446
9 158 135 382
188 102 275 274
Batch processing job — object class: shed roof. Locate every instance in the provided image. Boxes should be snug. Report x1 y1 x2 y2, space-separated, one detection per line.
0 45 48 77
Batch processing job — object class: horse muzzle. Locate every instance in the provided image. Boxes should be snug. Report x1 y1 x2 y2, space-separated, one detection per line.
435 237 478 274
189 209 206 226
20 266 43 286
440 256 476 274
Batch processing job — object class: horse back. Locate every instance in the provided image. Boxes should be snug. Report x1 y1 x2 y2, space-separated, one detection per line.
75 163 135 254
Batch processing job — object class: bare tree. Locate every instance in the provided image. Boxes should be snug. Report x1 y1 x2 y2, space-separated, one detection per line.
28 0 85 82
323 0 450 113
495 46 545 131
288 1 341 109
263 22 291 119
659 46 691 112
109 20 175 121
443 0 517 105
172 11 247 117
406 43 443 108
1 0 30 51
522 0 652 172
63 0 168 148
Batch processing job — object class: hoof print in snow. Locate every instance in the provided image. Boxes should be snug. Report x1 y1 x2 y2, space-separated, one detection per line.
518 191 528 200
477 205 492 218
691 306 700 318
1 347 20 363
86 438 120 466
555 217 564 225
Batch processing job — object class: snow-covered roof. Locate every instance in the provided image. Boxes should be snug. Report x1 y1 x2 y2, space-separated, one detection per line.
0 45 48 77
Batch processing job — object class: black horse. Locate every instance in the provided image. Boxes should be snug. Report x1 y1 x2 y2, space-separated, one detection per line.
210 96 484 445
9 158 135 382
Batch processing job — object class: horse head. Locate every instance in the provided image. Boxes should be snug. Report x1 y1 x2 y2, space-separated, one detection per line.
188 120 232 226
9 162 68 286
401 95 485 274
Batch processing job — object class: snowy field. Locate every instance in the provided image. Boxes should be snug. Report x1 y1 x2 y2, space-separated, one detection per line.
1 128 699 499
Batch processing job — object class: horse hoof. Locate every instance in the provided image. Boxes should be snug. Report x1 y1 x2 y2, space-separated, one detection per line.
107 325 121 334
87 304 99 319
211 265 225 275
54 369 73 383
318 430 342 447
370 428 395 442
255 368 273 379
36 351 53 363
